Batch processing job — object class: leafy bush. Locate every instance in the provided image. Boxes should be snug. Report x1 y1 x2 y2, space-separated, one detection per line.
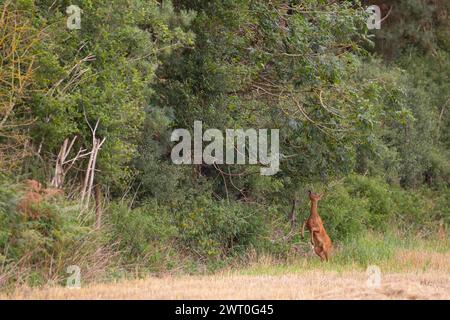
392 187 449 236
175 197 267 260
106 202 179 271
344 175 394 231
0 175 20 261
105 197 268 271
317 184 370 241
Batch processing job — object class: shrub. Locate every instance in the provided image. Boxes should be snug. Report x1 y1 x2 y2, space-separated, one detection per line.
392 187 449 236
0 176 20 263
175 196 267 260
105 201 179 272
344 175 394 231
317 184 370 241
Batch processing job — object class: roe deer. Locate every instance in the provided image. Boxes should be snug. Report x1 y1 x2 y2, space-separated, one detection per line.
17 179 63 219
301 190 332 261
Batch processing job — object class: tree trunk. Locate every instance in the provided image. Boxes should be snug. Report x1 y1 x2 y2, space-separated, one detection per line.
94 183 102 229
289 198 298 230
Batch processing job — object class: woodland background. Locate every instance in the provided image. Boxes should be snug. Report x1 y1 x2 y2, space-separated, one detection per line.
0 0 448 288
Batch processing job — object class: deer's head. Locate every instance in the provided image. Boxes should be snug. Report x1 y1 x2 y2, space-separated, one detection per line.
24 179 42 193
308 190 323 202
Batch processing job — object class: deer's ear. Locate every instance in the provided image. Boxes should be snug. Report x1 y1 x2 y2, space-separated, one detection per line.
318 193 324 199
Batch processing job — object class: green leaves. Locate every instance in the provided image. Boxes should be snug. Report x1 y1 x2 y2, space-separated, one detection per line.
9 0 195 188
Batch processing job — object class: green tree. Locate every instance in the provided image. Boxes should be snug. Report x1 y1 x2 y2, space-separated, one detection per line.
11 0 195 192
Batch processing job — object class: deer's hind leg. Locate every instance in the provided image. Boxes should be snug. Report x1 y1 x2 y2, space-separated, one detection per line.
313 245 326 261
310 228 320 246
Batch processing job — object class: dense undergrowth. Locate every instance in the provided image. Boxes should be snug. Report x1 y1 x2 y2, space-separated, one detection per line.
1 173 447 288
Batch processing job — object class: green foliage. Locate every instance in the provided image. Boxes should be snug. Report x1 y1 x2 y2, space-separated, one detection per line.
153 0 380 191
361 0 450 189
300 175 446 242
372 0 450 58
1 174 447 287
175 197 266 260
344 175 393 230
0 0 448 288
5 0 195 190
0 177 102 287
392 187 450 235
104 197 267 272
132 108 194 205
317 184 370 241
0 176 20 263
106 202 178 269
0 1 38 170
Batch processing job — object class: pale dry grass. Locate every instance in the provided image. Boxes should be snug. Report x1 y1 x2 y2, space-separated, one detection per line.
389 249 450 272
2 249 448 300
2 270 449 300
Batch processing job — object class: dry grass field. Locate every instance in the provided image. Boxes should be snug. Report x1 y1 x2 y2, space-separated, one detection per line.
2 249 449 300
2 271 448 300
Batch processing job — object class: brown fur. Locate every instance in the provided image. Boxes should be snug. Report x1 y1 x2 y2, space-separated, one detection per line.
16 179 63 219
301 191 333 261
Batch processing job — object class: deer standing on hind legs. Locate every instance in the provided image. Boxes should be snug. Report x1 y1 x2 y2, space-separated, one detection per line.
301 190 332 262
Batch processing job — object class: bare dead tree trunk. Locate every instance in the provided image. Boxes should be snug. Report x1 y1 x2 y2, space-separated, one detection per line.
86 138 100 206
94 183 102 229
52 137 75 188
80 118 106 209
80 145 95 204
52 139 68 188
51 136 91 189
